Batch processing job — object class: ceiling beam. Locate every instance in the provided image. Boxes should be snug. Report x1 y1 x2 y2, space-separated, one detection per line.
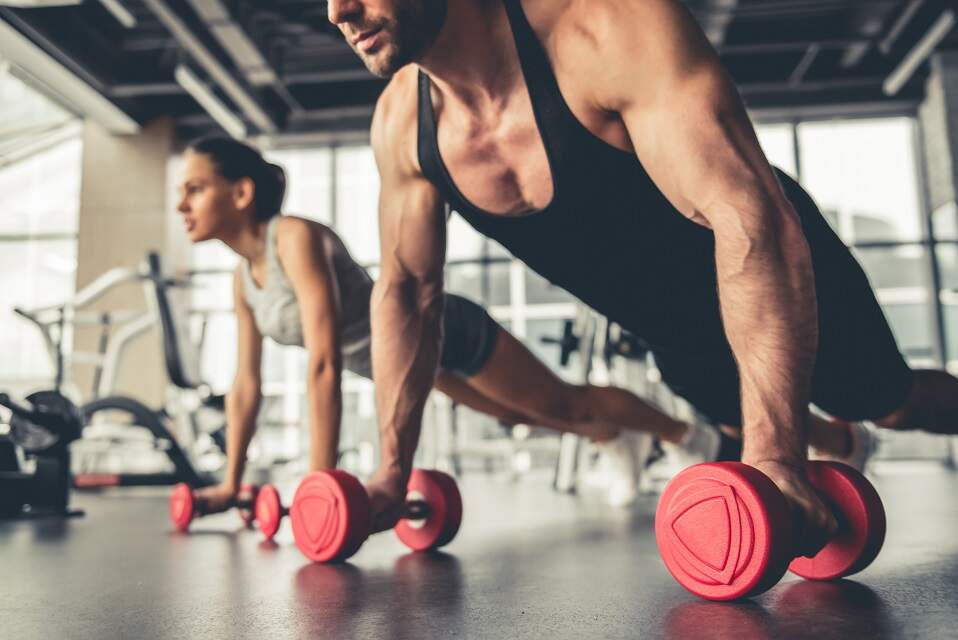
721 37 869 54
141 0 278 133
789 43 821 86
880 0 925 54
884 8 956 95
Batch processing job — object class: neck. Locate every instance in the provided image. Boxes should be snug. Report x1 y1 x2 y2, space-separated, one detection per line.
222 217 269 265
417 0 521 108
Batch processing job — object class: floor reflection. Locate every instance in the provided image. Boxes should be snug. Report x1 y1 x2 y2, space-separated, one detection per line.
665 599 774 640
664 579 894 640
770 579 894 639
293 552 465 640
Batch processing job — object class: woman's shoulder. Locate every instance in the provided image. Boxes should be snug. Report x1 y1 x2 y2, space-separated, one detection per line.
273 214 337 251
272 215 351 275
274 213 328 234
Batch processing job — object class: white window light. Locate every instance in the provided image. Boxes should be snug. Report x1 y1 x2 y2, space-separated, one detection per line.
0 18 139 134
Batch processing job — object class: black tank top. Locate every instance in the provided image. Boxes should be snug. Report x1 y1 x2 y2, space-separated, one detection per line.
417 0 846 357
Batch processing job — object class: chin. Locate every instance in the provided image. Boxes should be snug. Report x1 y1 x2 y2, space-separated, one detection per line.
361 46 407 77
187 229 213 243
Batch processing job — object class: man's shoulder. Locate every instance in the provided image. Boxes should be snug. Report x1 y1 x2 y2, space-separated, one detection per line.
525 0 640 80
548 0 673 32
376 65 419 116
541 0 700 111
371 66 420 165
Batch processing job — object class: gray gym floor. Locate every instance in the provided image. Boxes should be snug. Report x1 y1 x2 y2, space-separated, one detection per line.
2 464 957 640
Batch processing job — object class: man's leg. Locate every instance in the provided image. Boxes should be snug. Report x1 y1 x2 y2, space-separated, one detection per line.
720 413 860 457
440 293 690 443
440 316 701 505
433 369 533 428
650 346 864 462
872 369 958 434
462 328 688 443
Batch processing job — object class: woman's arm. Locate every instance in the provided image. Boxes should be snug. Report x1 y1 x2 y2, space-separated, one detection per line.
276 217 344 471
223 266 264 491
197 268 264 513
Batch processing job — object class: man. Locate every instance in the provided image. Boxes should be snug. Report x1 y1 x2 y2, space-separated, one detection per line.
329 0 958 556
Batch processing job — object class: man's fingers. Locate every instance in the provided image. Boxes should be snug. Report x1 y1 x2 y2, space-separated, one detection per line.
793 491 837 558
367 486 404 533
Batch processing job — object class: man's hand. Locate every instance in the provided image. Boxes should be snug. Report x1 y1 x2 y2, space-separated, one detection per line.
365 468 408 533
195 483 239 515
749 460 838 558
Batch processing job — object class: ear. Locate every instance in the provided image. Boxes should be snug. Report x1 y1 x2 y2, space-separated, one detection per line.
232 177 256 212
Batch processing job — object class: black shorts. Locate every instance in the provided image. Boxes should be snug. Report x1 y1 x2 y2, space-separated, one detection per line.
440 294 501 376
653 172 914 427
343 293 499 379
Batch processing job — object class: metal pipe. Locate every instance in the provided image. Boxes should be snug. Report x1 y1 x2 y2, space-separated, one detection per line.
141 0 277 133
880 0 925 54
789 43 821 86
97 0 137 29
884 9 956 96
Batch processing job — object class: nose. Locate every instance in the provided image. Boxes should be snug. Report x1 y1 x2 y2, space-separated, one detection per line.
327 0 362 26
176 195 189 214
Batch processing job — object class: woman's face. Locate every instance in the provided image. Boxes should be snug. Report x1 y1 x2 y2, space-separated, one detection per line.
176 151 249 243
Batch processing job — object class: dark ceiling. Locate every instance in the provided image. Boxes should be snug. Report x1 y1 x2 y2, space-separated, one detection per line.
1 0 956 143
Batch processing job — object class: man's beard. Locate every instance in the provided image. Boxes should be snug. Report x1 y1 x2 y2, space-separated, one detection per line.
352 0 447 77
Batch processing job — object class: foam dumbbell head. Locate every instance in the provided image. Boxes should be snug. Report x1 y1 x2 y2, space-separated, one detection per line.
290 470 371 563
788 461 886 580
654 462 793 601
255 484 285 540
394 469 463 552
169 483 196 532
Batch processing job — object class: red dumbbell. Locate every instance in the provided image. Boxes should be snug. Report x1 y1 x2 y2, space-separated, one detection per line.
254 484 289 540
169 483 260 532
655 461 886 601
289 468 463 563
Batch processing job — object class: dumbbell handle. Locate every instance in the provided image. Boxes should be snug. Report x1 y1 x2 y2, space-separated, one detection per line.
268 500 430 520
274 498 429 520
193 494 254 518
402 499 430 522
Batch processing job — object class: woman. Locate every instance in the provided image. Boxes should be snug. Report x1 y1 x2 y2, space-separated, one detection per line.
176 137 860 511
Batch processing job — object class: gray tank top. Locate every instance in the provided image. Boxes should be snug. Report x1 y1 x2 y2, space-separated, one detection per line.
241 216 374 358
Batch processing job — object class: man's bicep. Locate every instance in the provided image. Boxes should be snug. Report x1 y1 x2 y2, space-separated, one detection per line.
377 174 447 286
626 71 777 221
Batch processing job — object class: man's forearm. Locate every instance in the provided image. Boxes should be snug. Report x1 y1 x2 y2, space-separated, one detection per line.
714 199 818 466
370 279 443 482
306 366 342 471
224 388 261 490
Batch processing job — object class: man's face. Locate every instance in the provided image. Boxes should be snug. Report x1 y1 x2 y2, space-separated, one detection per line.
328 0 447 77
